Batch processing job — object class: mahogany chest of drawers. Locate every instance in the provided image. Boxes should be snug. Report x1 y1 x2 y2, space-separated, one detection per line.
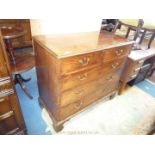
33 31 133 132
0 31 26 134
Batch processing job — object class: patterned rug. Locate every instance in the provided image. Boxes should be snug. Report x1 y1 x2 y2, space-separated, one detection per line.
42 86 155 135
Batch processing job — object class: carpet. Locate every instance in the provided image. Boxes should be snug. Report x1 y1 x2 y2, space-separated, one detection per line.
42 86 155 135
15 68 51 135
136 80 155 98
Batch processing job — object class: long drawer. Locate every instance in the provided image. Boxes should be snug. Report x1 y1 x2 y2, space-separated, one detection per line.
58 77 119 121
60 66 103 92
60 52 102 76
60 71 120 106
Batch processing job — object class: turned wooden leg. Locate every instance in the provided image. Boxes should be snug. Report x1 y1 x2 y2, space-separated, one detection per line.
118 81 126 95
53 123 64 132
5 39 16 64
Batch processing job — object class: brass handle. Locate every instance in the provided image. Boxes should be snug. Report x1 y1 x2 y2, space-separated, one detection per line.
111 62 119 69
106 76 113 81
134 68 140 72
0 98 4 103
79 57 90 66
130 75 137 79
74 101 83 109
138 60 144 64
74 90 84 95
115 49 123 56
78 73 88 81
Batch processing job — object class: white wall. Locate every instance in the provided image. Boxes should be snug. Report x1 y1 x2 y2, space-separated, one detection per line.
30 18 102 36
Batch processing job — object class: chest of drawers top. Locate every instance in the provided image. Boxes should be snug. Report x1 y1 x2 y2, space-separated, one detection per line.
33 31 133 58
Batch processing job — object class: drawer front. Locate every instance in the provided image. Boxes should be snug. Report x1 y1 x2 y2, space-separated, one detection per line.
0 115 18 135
127 60 144 81
133 59 144 69
58 72 120 120
102 45 131 62
89 72 119 99
128 68 141 81
0 96 12 115
60 52 101 75
61 66 103 92
0 78 12 92
58 100 84 121
60 77 102 106
102 57 126 75
60 71 120 106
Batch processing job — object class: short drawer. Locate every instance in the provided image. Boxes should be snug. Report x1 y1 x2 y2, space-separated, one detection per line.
60 66 103 92
102 57 127 75
126 60 144 81
60 52 101 75
135 59 144 68
0 78 12 92
102 45 132 62
129 67 141 78
0 96 12 115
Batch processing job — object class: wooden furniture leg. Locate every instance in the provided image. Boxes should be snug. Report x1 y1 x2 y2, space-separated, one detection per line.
53 123 64 132
109 92 117 99
118 81 127 95
5 39 16 64
38 97 64 132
